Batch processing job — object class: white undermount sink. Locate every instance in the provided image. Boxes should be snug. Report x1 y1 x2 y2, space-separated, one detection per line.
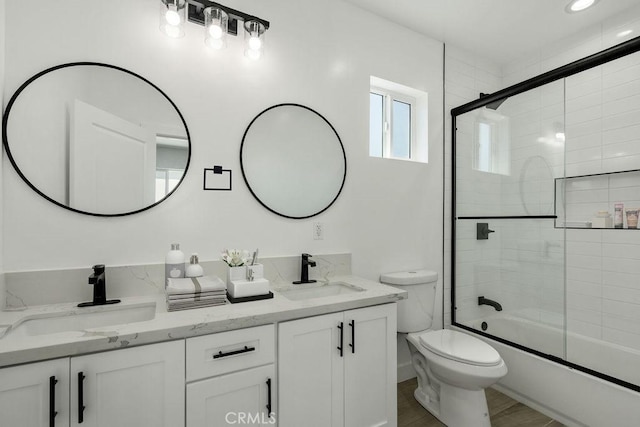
8 301 157 337
279 281 365 301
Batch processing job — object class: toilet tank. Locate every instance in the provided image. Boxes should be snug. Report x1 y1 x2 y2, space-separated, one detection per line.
380 270 438 333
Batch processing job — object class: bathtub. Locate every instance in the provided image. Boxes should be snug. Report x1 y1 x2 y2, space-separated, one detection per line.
454 314 640 427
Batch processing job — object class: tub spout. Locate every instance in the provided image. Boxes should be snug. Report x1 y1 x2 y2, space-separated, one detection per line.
478 296 502 311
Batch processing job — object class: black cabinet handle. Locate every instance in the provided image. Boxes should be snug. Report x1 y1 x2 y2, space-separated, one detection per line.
213 345 256 359
49 376 58 427
266 378 272 416
349 320 355 354
337 322 344 357
78 372 86 424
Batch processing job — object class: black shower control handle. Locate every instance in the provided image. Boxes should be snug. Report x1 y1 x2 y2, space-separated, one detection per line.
477 223 495 240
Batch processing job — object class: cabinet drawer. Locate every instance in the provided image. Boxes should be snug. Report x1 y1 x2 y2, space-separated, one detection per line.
186 324 275 381
186 364 275 427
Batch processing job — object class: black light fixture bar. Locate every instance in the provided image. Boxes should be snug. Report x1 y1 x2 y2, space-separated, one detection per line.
186 0 270 36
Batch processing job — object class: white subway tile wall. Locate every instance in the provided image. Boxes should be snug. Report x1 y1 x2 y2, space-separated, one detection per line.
444 45 503 327
445 3 640 383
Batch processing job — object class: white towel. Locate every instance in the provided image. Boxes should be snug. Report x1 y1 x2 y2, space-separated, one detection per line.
167 290 226 301
167 301 227 312
167 294 227 303
166 275 226 295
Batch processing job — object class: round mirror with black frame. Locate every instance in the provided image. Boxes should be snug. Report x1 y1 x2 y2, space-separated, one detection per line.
240 104 347 219
2 62 191 217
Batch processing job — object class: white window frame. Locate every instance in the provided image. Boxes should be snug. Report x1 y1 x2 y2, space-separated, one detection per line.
370 86 417 161
155 168 183 201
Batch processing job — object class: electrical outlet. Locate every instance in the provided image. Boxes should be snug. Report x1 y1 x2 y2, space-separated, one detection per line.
313 222 324 240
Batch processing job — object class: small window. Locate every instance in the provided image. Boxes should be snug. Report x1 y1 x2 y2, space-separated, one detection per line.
369 76 428 163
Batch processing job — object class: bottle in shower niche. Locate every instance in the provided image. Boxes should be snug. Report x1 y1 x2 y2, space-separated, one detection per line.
614 203 624 229
165 243 185 287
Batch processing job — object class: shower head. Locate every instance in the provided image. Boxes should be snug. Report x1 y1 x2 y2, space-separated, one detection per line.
479 92 507 110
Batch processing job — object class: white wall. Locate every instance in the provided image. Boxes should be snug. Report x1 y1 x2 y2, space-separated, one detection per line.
2 0 443 319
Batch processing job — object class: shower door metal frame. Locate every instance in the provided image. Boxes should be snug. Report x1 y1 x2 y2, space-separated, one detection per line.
450 35 640 393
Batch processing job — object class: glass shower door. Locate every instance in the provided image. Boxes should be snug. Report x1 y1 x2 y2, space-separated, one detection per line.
453 80 566 359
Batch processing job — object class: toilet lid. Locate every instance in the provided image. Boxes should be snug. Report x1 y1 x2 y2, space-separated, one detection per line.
419 330 502 367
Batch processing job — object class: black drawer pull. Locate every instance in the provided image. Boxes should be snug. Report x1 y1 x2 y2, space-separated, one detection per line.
349 320 355 354
49 376 58 427
78 372 86 424
337 322 344 357
266 378 272 416
213 345 256 359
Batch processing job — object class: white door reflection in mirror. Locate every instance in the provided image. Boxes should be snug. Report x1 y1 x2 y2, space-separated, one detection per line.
70 100 156 213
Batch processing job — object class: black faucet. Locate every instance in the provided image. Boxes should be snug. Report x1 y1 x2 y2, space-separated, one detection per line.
478 296 502 311
78 265 121 307
293 253 317 284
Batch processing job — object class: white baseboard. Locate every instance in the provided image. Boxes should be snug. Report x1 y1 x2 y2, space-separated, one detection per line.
397 361 416 383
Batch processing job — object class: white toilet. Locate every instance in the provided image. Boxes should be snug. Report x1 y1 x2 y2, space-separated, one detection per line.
381 270 507 427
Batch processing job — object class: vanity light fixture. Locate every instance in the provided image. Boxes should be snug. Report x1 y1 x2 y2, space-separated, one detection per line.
204 7 228 50
160 0 187 38
565 0 599 13
244 20 266 60
160 0 270 58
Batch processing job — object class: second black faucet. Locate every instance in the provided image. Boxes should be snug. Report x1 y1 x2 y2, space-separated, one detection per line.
293 253 317 284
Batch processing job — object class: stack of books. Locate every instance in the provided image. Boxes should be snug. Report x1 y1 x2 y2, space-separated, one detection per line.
166 275 227 311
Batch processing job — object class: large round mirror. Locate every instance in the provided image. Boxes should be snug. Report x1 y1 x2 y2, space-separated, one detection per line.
240 104 347 219
2 62 190 216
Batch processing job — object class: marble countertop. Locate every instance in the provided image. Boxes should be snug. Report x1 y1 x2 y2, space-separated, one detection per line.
0 275 406 368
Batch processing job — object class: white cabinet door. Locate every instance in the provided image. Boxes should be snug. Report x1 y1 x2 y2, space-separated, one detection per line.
69 340 185 427
278 312 344 427
0 358 69 427
344 303 397 427
187 364 275 427
278 304 397 427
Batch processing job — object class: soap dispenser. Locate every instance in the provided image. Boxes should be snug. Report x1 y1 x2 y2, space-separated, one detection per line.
165 243 186 287
185 253 204 278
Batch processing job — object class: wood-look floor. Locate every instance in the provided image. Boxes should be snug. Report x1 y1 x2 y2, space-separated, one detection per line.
398 378 565 427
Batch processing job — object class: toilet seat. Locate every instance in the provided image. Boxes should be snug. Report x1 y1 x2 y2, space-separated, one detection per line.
418 330 501 367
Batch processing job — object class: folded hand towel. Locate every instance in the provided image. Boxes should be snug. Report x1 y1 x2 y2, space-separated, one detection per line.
167 275 226 295
167 290 226 301
167 294 227 303
167 300 227 312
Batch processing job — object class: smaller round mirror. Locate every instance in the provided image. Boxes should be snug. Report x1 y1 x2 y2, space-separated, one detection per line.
240 104 347 219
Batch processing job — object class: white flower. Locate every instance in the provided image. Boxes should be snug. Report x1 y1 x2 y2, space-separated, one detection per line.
221 249 249 267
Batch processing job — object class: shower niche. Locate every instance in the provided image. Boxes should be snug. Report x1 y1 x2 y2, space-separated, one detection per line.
452 36 640 393
555 169 640 230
